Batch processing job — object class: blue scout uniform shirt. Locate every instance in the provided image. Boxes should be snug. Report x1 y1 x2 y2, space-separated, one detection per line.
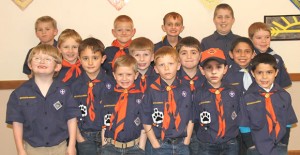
102 46 129 77
177 67 205 96
6 78 81 147
23 40 58 75
134 66 158 93
141 77 193 139
101 86 143 142
239 82 298 155
70 69 114 132
56 65 84 86
193 80 240 144
201 31 240 65
254 47 292 88
224 63 254 94
154 35 182 52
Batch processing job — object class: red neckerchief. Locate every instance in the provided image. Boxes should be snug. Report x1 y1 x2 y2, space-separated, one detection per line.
109 84 141 141
150 78 181 140
183 76 198 92
209 88 225 138
86 79 101 121
140 74 147 93
62 59 82 82
261 92 280 138
111 39 131 68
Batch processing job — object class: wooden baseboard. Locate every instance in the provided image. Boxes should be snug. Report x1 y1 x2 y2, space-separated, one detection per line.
289 150 300 155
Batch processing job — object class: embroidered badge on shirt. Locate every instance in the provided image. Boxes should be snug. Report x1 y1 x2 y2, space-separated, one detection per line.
60 89 66 95
182 91 187 97
152 108 163 124
106 83 112 90
134 117 141 126
79 104 87 119
104 114 111 126
53 101 62 110
136 99 142 104
229 90 235 97
231 111 237 120
200 111 211 124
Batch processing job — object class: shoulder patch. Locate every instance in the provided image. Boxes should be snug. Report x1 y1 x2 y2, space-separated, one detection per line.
60 89 66 95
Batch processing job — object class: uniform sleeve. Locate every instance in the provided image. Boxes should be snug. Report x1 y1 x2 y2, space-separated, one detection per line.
286 93 298 125
64 88 81 120
238 96 250 127
23 49 32 75
193 90 200 123
277 56 292 88
141 91 153 125
6 91 24 124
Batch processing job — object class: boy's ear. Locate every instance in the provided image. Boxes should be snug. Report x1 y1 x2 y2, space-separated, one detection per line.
199 66 205 76
251 70 255 78
223 65 228 75
229 51 234 59
101 55 107 64
275 69 279 77
134 71 139 80
54 28 58 36
112 72 116 80
55 64 62 73
177 62 181 71
161 25 166 32
154 66 159 74
151 53 154 62
112 29 116 37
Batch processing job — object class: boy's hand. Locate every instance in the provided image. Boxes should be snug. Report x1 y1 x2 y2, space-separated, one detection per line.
152 142 161 149
183 137 191 145
76 133 85 143
17 149 27 155
66 146 76 155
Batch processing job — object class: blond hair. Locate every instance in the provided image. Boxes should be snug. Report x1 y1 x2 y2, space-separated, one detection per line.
214 3 234 18
129 37 154 55
248 22 271 39
154 46 179 65
113 15 134 28
58 29 82 48
35 16 57 31
113 55 138 73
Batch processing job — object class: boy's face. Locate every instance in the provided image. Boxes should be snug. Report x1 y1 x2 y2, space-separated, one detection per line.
35 22 58 45
179 46 201 70
229 42 255 68
112 22 136 45
58 38 79 64
251 30 271 53
29 52 61 76
79 48 106 80
200 60 227 88
113 66 139 89
131 50 154 74
154 55 181 85
162 17 184 37
213 9 235 35
251 63 278 90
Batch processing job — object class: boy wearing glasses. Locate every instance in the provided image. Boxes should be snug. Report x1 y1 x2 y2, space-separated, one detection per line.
6 44 81 155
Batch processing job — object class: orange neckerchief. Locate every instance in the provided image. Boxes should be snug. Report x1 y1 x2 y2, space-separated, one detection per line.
62 59 82 83
209 88 225 138
86 79 101 121
140 75 147 93
109 84 141 141
183 76 198 92
111 39 131 68
150 78 181 140
261 92 280 138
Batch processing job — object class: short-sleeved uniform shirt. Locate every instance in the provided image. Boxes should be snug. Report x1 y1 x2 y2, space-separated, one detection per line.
193 81 240 143
102 46 129 77
154 35 182 52
224 62 254 94
56 65 84 86
141 77 193 139
23 40 58 75
134 66 158 93
6 78 81 147
254 47 292 88
70 69 114 132
239 82 298 155
201 31 240 65
100 86 143 142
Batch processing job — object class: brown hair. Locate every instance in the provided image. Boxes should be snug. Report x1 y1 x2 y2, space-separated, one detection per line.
57 29 82 48
154 46 179 65
176 36 202 52
35 16 57 31
163 12 183 25
78 37 105 56
248 22 271 39
113 55 138 73
129 37 154 55
113 15 134 28
214 3 234 18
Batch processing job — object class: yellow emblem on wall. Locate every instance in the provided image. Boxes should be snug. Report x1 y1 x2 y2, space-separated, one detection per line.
108 0 129 11
12 0 33 11
199 0 221 10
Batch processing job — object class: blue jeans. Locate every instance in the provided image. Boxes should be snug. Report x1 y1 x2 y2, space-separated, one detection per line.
77 131 102 155
198 138 239 155
101 143 145 155
247 143 287 155
189 130 200 155
146 138 189 155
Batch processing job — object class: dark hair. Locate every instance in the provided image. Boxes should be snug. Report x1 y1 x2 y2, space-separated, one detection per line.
230 37 255 52
176 36 202 52
251 53 277 72
78 37 105 56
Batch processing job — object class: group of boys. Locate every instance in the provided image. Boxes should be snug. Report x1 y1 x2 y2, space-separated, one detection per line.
6 2 297 155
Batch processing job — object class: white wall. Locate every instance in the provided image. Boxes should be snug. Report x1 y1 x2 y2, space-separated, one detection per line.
0 0 299 80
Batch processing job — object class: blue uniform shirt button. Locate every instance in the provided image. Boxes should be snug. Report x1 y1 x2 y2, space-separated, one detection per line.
46 142 49 145
45 127 48 130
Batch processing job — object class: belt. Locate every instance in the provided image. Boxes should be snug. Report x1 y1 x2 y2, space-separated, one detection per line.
160 137 185 145
106 138 140 148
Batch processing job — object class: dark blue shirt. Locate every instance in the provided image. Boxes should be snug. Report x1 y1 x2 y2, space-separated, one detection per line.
154 35 182 52
56 65 84 86
6 78 81 147
134 66 158 93
193 81 240 143
201 31 240 65
70 69 114 132
177 67 205 95
239 82 297 155
141 78 193 139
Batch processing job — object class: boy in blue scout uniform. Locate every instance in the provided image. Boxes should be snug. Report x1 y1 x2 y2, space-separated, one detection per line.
248 22 292 89
224 37 256 94
100 55 146 154
201 3 240 65
154 12 184 52
239 53 298 155
70 37 114 155
6 44 81 155
142 46 193 155
102 15 136 77
23 16 58 78
129 37 158 93
56 29 83 86
194 48 240 155
176 36 205 155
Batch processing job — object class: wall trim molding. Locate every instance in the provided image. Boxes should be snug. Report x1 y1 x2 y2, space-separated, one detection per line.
1 73 300 90
288 150 300 155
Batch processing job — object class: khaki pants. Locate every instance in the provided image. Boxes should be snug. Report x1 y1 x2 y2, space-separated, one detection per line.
24 141 67 155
